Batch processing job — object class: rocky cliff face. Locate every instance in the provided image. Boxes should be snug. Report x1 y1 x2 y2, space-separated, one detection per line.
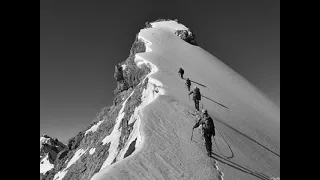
40 19 198 180
40 134 67 178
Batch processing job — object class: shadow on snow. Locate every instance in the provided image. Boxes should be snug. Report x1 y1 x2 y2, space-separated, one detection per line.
210 152 271 180
212 114 280 158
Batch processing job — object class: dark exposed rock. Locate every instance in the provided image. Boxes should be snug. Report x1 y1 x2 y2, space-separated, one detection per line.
56 149 69 162
41 20 156 180
114 64 124 82
67 131 85 151
41 170 56 180
124 138 137 158
117 78 149 154
175 29 198 46
114 36 149 96
40 135 67 173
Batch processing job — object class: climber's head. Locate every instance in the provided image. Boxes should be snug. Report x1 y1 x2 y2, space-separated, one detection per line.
202 109 207 114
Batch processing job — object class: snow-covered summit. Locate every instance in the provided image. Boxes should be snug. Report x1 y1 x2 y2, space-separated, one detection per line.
40 18 279 180
149 19 189 32
145 19 197 45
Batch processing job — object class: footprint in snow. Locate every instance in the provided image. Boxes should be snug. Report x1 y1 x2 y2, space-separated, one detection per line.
216 170 224 180
217 175 224 180
217 170 224 176
212 160 217 164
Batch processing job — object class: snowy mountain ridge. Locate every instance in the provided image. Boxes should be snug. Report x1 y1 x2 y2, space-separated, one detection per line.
41 19 280 180
40 134 67 176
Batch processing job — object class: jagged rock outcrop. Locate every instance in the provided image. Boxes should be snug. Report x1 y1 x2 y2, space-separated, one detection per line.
40 135 67 177
41 18 280 180
40 19 198 180
175 29 197 45
40 22 155 180
40 135 67 163
113 35 149 106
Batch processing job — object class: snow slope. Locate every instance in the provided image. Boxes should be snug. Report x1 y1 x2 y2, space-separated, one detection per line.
91 20 280 180
40 154 54 174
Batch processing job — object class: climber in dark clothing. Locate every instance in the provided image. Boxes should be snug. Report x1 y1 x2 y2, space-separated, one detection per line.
188 86 201 111
193 109 215 156
185 78 191 91
178 68 184 79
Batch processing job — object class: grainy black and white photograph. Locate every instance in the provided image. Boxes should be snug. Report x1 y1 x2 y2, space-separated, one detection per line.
40 0 280 180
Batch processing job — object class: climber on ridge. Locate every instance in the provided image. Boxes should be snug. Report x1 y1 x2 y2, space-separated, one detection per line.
192 109 215 156
178 67 184 79
185 78 191 91
189 86 201 111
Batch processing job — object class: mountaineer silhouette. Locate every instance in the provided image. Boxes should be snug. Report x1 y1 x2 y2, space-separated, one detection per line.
192 109 215 157
189 86 201 111
185 78 191 91
178 67 184 79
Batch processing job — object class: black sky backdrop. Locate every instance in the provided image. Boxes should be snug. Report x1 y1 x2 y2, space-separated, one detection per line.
40 0 280 143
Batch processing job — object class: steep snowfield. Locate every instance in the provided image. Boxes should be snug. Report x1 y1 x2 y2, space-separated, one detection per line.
91 20 280 180
100 91 135 170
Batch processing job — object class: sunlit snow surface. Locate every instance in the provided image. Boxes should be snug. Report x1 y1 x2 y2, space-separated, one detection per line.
40 136 50 149
90 20 279 180
89 148 96 155
85 120 103 135
150 20 189 32
40 154 54 174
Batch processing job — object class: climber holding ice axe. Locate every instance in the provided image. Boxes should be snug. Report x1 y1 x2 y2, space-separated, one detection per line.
191 109 215 157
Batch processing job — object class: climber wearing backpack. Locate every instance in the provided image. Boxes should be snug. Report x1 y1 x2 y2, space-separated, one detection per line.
178 67 184 79
188 86 201 111
192 109 215 156
185 78 191 91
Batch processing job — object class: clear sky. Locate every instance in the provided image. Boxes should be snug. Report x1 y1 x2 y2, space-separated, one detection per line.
40 0 280 143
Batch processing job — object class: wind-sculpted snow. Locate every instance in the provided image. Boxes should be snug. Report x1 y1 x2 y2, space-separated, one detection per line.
93 44 164 175
100 91 135 170
91 21 218 180
41 19 279 180
91 19 279 180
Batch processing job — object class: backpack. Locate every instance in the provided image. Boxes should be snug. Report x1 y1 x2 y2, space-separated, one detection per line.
186 79 191 86
202 114 215 134
193 87 201 100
